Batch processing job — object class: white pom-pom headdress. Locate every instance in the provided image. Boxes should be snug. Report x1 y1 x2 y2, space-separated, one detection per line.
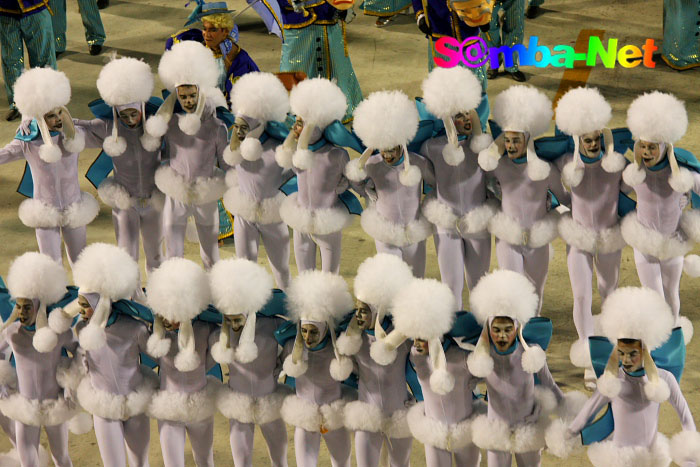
283 271 354 381
288 78 347 170
555 87 625 187
467 270 543 377
480 85 553 181
349 90 421 186
96 57 155 156
209 259 274 364
13 67 83 162
421 67 492 166
72 243 139 351
596 287 674 401
5 252 68 353
145 41 219 138
625 91 690 193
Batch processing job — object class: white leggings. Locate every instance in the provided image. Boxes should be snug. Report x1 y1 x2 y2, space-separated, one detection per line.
234 217 291 290
35 225 86 267
354 431 412 467
93 414 150 467
157 418 214 467
228 418 288 467
566 246 621 340
495 239 549 313
293 231 342 274
293 426 351 467
425 442 480 467
112 204 162 273
163 197 219 270
16 422 71 467
633 249 684 321
374 240 426 278
487 450 540 467
434 229 492 309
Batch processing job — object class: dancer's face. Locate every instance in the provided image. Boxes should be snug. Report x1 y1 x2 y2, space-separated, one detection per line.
118 108 142 128
202 21 230 49
176 85 199 114
15 298 36 326
489 317 517 352
226 314 246 333
355 302 373 331
292 117 304 139
77 295 94 320
639 140 664 167
617 339 643 373
162 318 180 331
232 117 250 142
413 338 429 355
579 131 602 158
44 108 64 132
453 112 473 136
301 323 322 348
381 145 402 165
503 131 527 159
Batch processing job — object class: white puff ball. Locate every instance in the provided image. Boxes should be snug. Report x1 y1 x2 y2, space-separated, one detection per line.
158 41 218 91
329 356 353 382
421 67 482 119
353 90 419 151
32 327 58 353
78 324 107 351
240 137 263 162
492 85 553 136
622 163 646 186
429 368 455 395
282 355 308 378
478 144 500 171
230 71 290 123
526 156 551 181
103 135 127 157
289 78 346 128
140 132 162 152
678 316 694 345
146 334 171 358
292 148 314 170
601 151 627 173
344 158 368 182
561 160 584 188
14 68 71 118
147 258 210 323
174 350 201 373
68 412 94 435
555 87 611 136
545 418 581 459
178 113 201 136
627 91 687 144
48 309 73 334
97 57 154 106
467 351 494 377
63 131 85 154
669 168 694 194
235 341 259 364
521 345 547 374
145 115 168 137
399 165 422 187
211 341 235 364
39 144 62 163
275 145 294 169
223 146 243 166
644 379 670 403
442 143 465 166
596 372 622 398
470 133 493 154
336 332 362 356
369 340 398 366
682 255 700 278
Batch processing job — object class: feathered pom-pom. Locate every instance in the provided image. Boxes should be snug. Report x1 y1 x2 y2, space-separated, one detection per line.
344 158 368 182
678 316 694 345
557 391 589 419
670 430 700 465
146 334 171 358
601 151 626 173
78 325 107 351
442 143 465 166
622 163 646 186
569 339 592 368
336 332 362 356
225 168 238 188
292 148 315 170
561 160 584 189
399 165 422 187
174 350 201 372
429 368 455 395
39 144 62 163
644 378 670 403
140 133 162 152
235 341 259 364
103 135 127 157
0 360 17 386
521 346 547 373
48 309 73 334
545 418 580 458
329 356 353 382
470 133 493 154
63 131 85 154
527 157 551 181
68 412 93 435
32 327 58 353
240 137 263 162
596 372 622 398
478 144 500 171
210 341 235 364
275 145 294 170
669 168 694 194
467 351 494 377
178 113 201 136
145 115 169 138
369 340 398 366
223 146 243 166
683 255 700 278
282 355 308 378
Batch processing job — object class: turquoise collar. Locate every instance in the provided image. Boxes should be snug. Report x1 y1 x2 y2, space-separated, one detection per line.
511 155 527 164
647 156 670 172
579 150 603 163
308 333 330 351
493 339 518 355
308 137 328 152
22 324 36 332
14 119 60 142
390 155 404 167
624 368 646 377
457 134 468 141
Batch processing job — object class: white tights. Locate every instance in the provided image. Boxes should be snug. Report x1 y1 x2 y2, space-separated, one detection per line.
163 197 219 270
633 249 683 321
233 217 291 290
16 422 71 467
293 426 351 467
228 418 288 467
93 414 150 467
487 449 540 467
354 431 412 467
293 231 342 274
35 226 86 267
374 240 426 278
424 442 481 467
495 239 549 313
157 418 214 467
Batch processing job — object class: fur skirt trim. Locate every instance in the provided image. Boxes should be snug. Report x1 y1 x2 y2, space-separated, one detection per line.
216 385 291 425
147 376 220 423
280 394 348 433
558 214 626 255
489 210 559 248
0 393 75 427
621 213 693 261
587 433 671 467
407 401 483 451
155 165 226 205
223 186 285 225
421 197 496 238
279 193 352 235
18 192 99 229
360 205 433 247
343 400 411 439
98 177 164 212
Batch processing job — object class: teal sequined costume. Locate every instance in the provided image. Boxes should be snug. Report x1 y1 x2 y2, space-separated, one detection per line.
362 0 411 16
49 0 106 52
662 0 700 70
484 0 525 72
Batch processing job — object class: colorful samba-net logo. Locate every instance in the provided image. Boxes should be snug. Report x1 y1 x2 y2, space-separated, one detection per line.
434 36 659 69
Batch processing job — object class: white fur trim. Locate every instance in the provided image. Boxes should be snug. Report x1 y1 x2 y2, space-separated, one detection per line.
602 151 627 173
344 401 411 438
235 341 259 364
471 411 549 453
421 67 482 119
223 186 285 225
63 131 85 154
67 412 93 434
369 339 399 366
521 344 546 374
78 324 107 351
535 386 558 415
343 158 367 182
670 430 700 465
155 165 226 205
280 394 346 432
493 86 552 136
478 143 501 171
146 334 171 358
279 193 352 235
621 213 692 261
148 377 220 423
225 168 238 188
97 57 154 106
429 368 455 395
562 160 584 188
627 92 687 144
292 148 314 170
73 243 139 299
353 90 419 150
469 269 539 325
63 192 99 229
545 418 581 459
217 386 289 424
76 367 158 420
210 340 235 364
32 327 58 353
329 356 353 382
442 142 465 166
678 316 694 345
240 137 263 162
597 372 622 398
587 433 670 467
7 252 67 303
230 71 290 123
145 114 169 138
422 196 458 231
336 332 362 356
289 78 346 128
210 258 274 317
360 205 433 247
622 163 646 187
14 68 71 119
684 255 700 277
457 202 498 237
55 357 85 392
282 355 308 378
147 257 210 323
0 394 75 427
98 178 133 210
527 156 551 181
223 146 243 166
470 133 494 154
643 378 670 403
391 279 455 340
679 209 700 244
399 164 422 187
489 210 559 248
558 214 625 255
275 145 294 170
39 144 62 163
555 87 612 136
18 192 98 229
158 41 218 91
569 338 592 368
204 87 227 109
467 349 494 377
0 360 17 387
668 167 694 193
